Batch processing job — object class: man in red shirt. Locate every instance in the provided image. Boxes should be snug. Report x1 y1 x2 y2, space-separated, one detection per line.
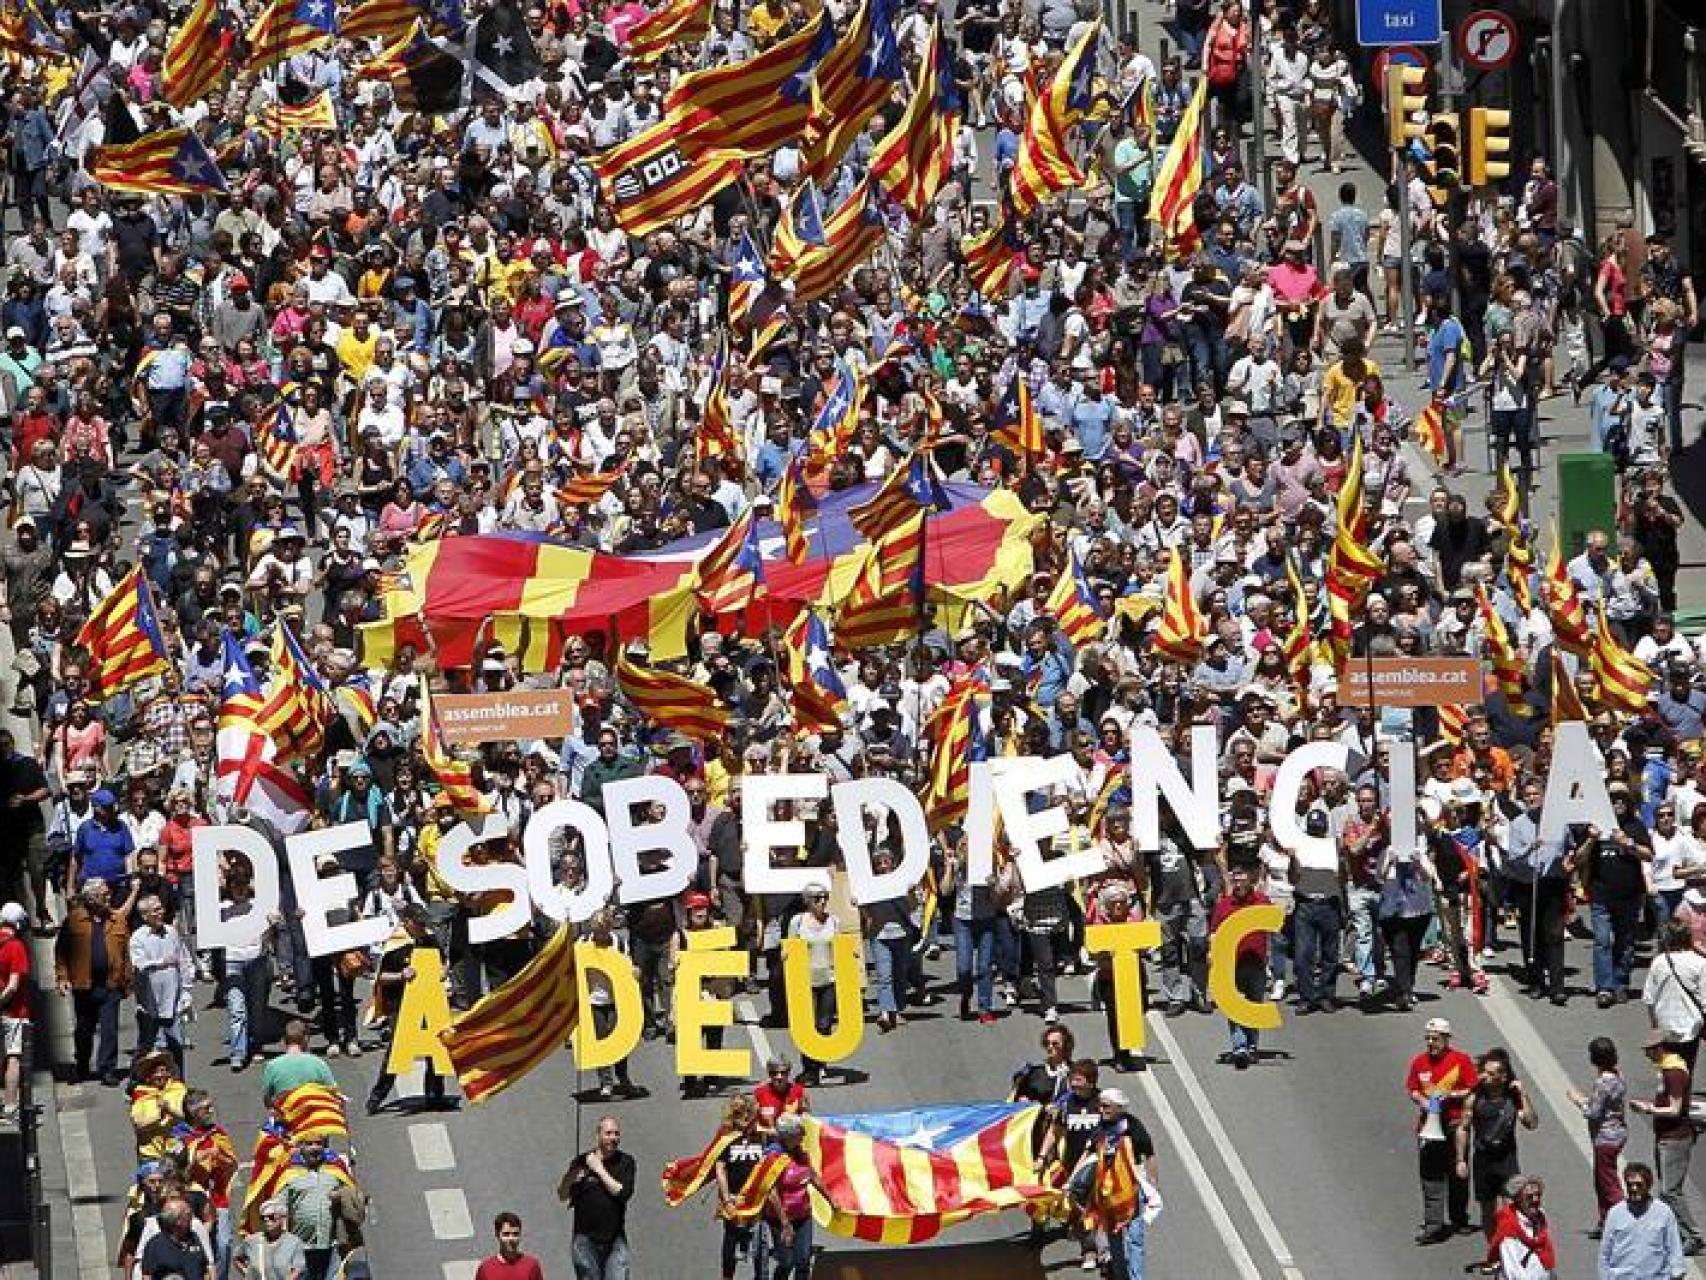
474 1212 544 1280
1405 1017 1478 1244
1209 865 1271 1070
0 901 30 1125
752 1059 810 1136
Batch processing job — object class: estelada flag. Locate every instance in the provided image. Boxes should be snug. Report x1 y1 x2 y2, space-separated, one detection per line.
90 128 229 197
695 506 767 615
1010 21 1099 220
962 208 1023 299
245 0 337 75
162 0 232 108
75 566 171 693
850 451 949 544
990 370 1041 458
1047 547 1105 649
867 18 959 222
665 9 835 161
787 176 888 303
439 923 580 1105
781 609 849 734
798 0 904 181
1150 73 1210 260
357 24 465 114
273 1083 349 1140
835 510 926 650
1151 546 1205 666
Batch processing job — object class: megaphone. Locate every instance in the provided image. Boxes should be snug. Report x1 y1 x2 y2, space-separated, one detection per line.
1419 1104 1447 1143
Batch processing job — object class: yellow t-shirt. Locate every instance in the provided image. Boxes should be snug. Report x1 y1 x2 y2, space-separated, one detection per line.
1321 357 1381 428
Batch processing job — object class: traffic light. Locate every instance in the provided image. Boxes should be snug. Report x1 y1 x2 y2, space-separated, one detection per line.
1467 106 1512 187
1422 112 1460 207
1385 65 1429 148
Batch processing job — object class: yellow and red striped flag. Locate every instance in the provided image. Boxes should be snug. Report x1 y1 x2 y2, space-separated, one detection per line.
923 675 990 831
162 0 232 108
625 0 710 63
616 657 730 742
1324 433 1384 668
835 510 926 650
1477 585 1524 703
695 337 741 465
1151 546 1205 667
1083 1140 1141 1233
420 682 487 816
1413 400 1450 468
75 567 172 694
661 1126 741 1205
339 0 417 42
777 451 821 564
850 452 948 543
592 113 743 239
1281 556 1313 683
259 622 335 763
91 128 229 197
1149 73 1209 260
962 209 1022 299
694 506 766 615
1591 611 1654 716
1492 466 1535 614
799 0 905 181
787 176 888 303
439 923 580 1105
868 20 960 222
1046 547 1105 648
272 1083 349 1139
1541 529 1591 657
245 0 338 75
782 610 850 734
990 370 1042 458
1439 703 1471 746
1550 650 1588 724
261 89 338 133
668 9 835 161
1010 21 1099 220
554 461 627 510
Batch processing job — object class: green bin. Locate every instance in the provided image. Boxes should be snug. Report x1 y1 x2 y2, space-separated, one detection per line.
1555 452 1617 558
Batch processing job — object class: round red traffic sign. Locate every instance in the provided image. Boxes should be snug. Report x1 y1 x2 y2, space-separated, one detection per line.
1372 45 1430 98
1457 9 1518 71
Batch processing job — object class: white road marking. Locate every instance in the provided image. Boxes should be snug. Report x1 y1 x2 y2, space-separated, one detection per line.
1480 979 1706 1279
424 1186 475 1240
58 1101 112 1280
442 1262 480 1280
1146 1013 1308 1280
735 996 775 1066
409 1121 456 1172
1132 1053 1268 1280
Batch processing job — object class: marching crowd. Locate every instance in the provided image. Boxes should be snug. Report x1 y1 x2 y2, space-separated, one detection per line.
0 0 1699 1277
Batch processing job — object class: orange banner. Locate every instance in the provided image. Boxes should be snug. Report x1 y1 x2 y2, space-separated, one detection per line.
434 690 576 744
1342 658 1484 708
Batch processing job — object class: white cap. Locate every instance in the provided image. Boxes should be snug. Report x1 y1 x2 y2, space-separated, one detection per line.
0 902 26 928
1425 1017 1451 1036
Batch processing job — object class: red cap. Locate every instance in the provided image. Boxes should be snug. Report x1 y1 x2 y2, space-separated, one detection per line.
229 272 250 289
683 891 712 911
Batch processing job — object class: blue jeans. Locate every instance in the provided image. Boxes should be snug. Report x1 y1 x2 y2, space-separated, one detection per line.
763 1217 813 1280
1346 886 1383 982
1228 956 1265 1058
572 1233 631 1280
1112 1217 1146 1280
1292 895 1342 1005
1591 898 1640 995
954 917 996 1012
871 934 913 1016
225 954 270 1065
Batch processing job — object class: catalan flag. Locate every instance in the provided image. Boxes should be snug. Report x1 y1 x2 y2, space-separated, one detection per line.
555 461 627 510
592 114 743 238
1149 73 1209 260
990 370 1042 458
76 567 171 694
695 506 766 614
798 1103 1059 1244
1493 467 1536 614
90 128 229 196
777 452 823 564
272 1084 348 1139
788 176 889 303
1082 1139 1142 1234
661 1126 741 1206
240 1125 294 1231
770 179 827 278
695 337 741 465
245 0 338 74
254 404 298 482
1591 611 1654 716
922 675 989 830
808 360 863 459
625 0 710 64
726 229 766 332
259 623 334 762
666 10 836 161
782 609 848 734
1550 650 1588 724
868 19 961 222
850 452 949 543
1122 75 1156 135
339 0 418 42
800 0 905 181
162 0 232 108
356 24 465 114
962 207 1022 299
439 923 579 1104
835 510 926 649
420 682 487 816
1151 546 1205 666
1280 556 1313 683
1413 400 1451 468
216 633 313 834
722 1148 794 1223
1324 433 1384 668
616 656 730 742
260 89 338 133
1438 703 1471 746
1477 586 1524 703
1010 21 1099 220
1046 547 1105 648
334 672 378 736
1541 530 1591 658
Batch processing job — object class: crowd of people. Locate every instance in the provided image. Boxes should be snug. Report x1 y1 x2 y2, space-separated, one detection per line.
0 0 1698 1277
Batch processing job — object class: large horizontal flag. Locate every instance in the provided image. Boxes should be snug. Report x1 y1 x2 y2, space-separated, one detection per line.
801 0 905 181
616 656 730 742
801 1103 1059 1243
1010 21 1098 220
162 0 233 108
868 19 961 222
75 566 171 694
439 923 579 1104
245 0 338 75
90 128 229 196
592 114 743 239
666 10 835 161
625 0 710 64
